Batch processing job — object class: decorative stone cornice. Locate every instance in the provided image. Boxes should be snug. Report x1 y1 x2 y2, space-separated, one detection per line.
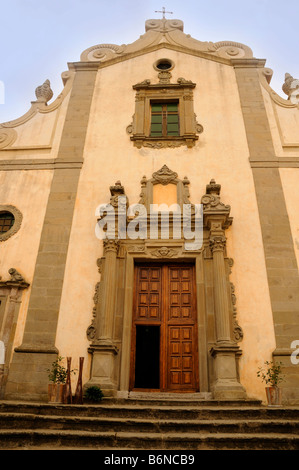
133 77 196 90
152 164 178 185
80 18 253 64
88 340 119 355
0 268 29 289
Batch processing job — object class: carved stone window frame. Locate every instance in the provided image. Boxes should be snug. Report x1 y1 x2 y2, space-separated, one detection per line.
127 77 203 149
0 205 23 242
139 164 191 211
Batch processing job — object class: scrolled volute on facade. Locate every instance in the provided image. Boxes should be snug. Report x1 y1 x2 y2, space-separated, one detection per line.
201 179 232 231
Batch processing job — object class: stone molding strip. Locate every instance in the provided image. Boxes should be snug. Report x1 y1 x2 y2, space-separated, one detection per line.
0 158 83 171
250 157 299 168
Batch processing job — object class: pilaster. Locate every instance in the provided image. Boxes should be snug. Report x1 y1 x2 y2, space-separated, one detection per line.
4 68 98 401
234 60 299 403
202 180 246 400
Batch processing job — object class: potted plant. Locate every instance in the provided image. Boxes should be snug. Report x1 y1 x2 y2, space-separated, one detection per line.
84 385 104 403
257 360 284 406
47 356 68 403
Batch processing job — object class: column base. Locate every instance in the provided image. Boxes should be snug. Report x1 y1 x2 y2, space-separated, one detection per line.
210 342 247 401
86 341 119 397
4 347 58 402
212 378 247 400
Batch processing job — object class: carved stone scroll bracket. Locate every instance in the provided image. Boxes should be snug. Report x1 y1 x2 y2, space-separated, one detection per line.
231 281 244 343
86 257 105 342
96 257 103 274
201 179 232 223
0 127 17 149
0 268 29 289
86 281 101 342
97 181 129 241
227 258 244 343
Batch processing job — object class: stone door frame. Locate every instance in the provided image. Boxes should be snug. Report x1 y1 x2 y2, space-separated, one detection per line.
120 244 208 394
86 171 246 400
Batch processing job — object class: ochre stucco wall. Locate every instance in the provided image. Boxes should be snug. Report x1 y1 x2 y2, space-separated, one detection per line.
52 49 276 400
0 170 53 349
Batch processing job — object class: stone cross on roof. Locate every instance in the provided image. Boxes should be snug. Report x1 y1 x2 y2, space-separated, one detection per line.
155 7 173 19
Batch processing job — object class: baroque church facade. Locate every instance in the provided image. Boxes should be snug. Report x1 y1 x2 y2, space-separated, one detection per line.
1 17 299 404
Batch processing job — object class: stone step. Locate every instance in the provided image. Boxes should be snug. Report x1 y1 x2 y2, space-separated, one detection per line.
1 429 299 450
0 412 299 434
1 400 299 450
1 401 299 420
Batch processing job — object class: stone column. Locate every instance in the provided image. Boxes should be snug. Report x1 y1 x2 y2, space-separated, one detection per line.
86 239 119 396
210 234 232 343
209 226 246 400
86 182 128 396
202 180 246 400
95 239 119 342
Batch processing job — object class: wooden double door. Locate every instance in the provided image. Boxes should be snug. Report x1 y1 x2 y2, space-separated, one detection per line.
130 263 199 392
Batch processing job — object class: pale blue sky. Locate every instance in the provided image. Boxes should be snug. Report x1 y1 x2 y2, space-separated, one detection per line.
0 0 298 122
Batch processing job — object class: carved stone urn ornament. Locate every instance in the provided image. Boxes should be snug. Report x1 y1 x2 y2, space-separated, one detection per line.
35 79 53 103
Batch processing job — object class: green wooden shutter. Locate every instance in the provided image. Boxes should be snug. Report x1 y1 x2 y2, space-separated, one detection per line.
151 104 163 136
166 103 179 136
150 102 179 137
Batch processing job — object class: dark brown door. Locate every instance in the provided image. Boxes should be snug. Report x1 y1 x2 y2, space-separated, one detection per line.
130 263 199 392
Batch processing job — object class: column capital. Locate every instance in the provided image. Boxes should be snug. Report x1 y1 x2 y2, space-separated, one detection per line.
103 238 119 254
210 235 226 253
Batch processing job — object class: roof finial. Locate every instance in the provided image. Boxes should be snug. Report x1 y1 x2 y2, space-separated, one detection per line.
155 7 173 19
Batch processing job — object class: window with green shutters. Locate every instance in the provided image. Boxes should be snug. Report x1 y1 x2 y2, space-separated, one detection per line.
150 102 179 137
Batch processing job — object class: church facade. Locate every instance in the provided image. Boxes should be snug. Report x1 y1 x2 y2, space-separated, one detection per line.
1 17 299 404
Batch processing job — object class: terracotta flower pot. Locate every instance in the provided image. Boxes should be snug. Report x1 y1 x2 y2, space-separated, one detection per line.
48 383 66 403
265 386 282 406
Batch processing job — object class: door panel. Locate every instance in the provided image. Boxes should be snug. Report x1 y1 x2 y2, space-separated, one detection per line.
167 325 195 390
131 263 198 392
135 266 162 322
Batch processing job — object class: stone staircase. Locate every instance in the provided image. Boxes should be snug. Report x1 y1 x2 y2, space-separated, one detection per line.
1 394 299 450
